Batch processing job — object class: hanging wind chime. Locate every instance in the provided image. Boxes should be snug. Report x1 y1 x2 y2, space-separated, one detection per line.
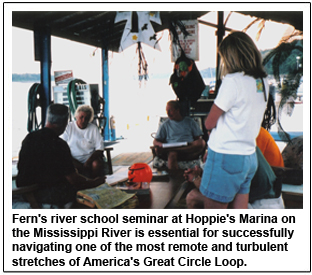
137 42 148 82
114 11 162 83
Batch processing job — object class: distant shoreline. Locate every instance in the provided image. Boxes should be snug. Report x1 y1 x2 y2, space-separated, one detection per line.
12 73 54 83
12 68 215 83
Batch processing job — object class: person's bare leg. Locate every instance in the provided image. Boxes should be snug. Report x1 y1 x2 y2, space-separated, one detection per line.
91 158 105 178
230 193 249 209
72 159 84 174
191 138 206 152
186 188 205 209
204 197 229 209
167 151 179 170
177 139 206 160
187 188 229 209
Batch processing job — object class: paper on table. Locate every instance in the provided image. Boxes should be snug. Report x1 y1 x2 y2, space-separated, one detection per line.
76 183 138 209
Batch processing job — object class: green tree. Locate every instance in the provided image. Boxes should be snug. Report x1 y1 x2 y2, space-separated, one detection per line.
238 14 303 142
262 33 303 142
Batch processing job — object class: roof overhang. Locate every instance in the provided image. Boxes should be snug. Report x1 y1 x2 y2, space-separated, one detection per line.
12 11 208 51
12 11 303 51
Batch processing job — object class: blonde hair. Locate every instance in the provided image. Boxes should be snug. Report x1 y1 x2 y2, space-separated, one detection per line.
74 105 94 123
218 31 267 79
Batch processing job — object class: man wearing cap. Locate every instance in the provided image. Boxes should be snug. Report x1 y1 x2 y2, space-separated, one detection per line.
16 103 105 208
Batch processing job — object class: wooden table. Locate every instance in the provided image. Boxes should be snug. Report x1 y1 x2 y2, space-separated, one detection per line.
137 170 189 209
73 169 190 209
282 184 303 209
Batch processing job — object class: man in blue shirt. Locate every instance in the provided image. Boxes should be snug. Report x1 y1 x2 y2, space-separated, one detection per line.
153 100 206 169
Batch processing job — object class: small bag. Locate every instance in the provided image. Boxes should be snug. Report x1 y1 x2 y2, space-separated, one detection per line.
249 147 279 202
169 52 205 103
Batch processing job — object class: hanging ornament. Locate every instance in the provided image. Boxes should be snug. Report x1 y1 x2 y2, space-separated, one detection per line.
137 42 148 84
115 11 162 52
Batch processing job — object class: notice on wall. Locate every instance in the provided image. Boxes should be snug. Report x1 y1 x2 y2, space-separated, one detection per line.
54 70 74 85
4 211 310 272
171 20 199 62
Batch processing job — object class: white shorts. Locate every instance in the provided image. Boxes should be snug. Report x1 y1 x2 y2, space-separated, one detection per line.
248 196 285 209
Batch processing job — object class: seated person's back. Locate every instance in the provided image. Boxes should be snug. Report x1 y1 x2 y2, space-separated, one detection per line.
17 127 75 188
16 104 105 207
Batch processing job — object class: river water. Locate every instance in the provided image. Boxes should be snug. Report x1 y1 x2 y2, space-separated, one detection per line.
11 81 304 158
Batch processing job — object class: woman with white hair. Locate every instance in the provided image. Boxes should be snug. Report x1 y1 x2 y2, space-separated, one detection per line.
62 105 105 178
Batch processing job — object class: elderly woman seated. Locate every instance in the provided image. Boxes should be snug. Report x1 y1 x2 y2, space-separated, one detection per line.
61 105 105 179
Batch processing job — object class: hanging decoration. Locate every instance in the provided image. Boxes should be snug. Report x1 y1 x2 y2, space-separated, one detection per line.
169 20 199 62
114 11 162 52
168 20 205 115
169 20 191 54
137 42 148 84
91 47 99 57
169 50 205 103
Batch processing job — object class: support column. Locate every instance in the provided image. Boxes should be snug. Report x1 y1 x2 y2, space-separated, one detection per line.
35 25 51 126
102 46 111 141
215 11 225 96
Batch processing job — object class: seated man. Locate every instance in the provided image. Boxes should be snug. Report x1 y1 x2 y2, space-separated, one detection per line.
16 104 105 208
153 100 206 169
61 105 105 178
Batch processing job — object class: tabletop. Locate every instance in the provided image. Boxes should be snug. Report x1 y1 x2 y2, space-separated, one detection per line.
137 170 187 209
73 169 189 209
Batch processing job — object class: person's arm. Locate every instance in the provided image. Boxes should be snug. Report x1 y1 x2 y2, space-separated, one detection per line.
183 166 203 189
203 150 208 163
153 138 165 156
65 171 105 190
205 104 224 131
153 138 163 147
153 122 167 148
84 125 105 168
60 123 70 141
72 157 84 172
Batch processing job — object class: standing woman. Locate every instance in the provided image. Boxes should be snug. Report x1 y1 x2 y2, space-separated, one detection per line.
200 31 269 209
